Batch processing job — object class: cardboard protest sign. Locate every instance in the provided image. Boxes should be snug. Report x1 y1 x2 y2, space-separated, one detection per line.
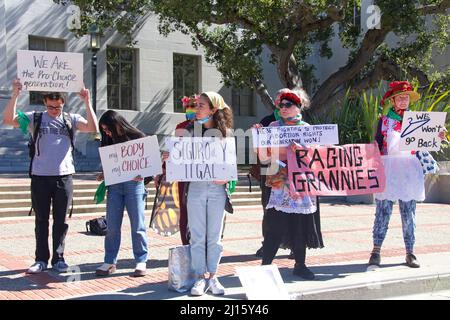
99 136 163 186
165 137 237 182
252 124 339 148
236 265 289 300
17 50 83 92
399 111 447 151
288 143 386 196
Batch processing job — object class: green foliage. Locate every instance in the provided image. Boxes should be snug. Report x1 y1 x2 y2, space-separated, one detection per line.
311 82 450 160
56 0 449 111
310 88 383 144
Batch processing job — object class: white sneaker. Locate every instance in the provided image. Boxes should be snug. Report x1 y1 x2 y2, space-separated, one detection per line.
208 277 225 295
135 262 146 271
191 278 207 296
132 262 147 277
26 261 47 274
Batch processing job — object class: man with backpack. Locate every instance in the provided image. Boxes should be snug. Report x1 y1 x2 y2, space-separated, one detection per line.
2 79 98 274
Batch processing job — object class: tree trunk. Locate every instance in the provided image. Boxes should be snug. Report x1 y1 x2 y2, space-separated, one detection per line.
310 28 390 115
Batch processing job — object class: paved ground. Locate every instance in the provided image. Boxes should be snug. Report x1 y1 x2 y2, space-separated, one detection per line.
1 188 449 300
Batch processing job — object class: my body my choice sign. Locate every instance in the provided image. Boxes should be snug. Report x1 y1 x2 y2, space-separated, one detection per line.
252 124 339 147
17 50 83 92
165 137 237 182
99 136 163 186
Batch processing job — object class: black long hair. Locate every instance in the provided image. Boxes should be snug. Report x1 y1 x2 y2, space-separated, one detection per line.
98 110 145 146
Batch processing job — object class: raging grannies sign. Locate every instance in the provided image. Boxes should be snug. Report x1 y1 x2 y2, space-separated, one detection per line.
287 143 386 196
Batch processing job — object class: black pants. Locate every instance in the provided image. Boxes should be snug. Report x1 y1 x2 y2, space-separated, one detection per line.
31 175 73 265
261 208 307 266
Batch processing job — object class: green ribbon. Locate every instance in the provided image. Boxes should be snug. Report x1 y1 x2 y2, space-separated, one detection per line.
228 180 237 195
387 108 403 122
16 110 30 135
94 181 107 204
274 109 281 121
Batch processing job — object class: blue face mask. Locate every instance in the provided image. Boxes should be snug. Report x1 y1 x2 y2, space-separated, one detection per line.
196 116 211 125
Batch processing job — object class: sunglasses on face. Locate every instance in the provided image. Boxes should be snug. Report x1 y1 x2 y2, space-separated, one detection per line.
278 101 297 109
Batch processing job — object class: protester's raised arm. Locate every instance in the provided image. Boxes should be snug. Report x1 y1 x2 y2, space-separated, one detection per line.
2 79 22 127
76 87 99 133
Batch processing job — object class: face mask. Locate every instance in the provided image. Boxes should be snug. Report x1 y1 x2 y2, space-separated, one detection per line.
185 110 196 121
196 115 211 125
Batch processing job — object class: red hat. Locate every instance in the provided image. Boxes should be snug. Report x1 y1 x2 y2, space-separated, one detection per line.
381 81 420 106
275 89 302 106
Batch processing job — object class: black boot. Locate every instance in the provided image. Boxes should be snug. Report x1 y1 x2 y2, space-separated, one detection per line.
293 264 315 280
368 253 381 266
406 253 420 268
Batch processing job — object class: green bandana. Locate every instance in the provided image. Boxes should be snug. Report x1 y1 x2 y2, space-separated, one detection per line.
387 108 403 122
16 110 30 135
274 109 281 121
94 181 107 204
279 113 304 126
228 180 237 195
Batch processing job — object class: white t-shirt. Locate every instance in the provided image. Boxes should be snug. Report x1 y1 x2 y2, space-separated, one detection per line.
26 111 85 176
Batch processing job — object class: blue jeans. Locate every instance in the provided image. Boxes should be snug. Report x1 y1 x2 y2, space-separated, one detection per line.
104 181 148 264
187 181 227 276
372 199 416 253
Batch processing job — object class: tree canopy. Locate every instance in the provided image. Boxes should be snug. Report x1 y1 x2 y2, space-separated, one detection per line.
56 0 450 115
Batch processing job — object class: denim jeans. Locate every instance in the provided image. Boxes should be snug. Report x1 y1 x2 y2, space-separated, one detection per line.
187 181 227 276
372 199 416 253
104 181 148 264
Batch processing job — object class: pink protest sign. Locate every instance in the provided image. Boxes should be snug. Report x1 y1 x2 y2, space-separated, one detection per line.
287 143 386 196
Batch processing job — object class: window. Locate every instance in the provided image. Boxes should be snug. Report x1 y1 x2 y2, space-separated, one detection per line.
231 87 255 116
107 47 137 110
28 36 66 105
173 54 200 113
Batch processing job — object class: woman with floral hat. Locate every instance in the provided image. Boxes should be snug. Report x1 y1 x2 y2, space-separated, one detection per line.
254 88 324 280
368 81 445 268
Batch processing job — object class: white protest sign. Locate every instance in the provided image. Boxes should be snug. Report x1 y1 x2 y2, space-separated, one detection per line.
400 111 447 151
236 265 289 300
17 50 83 92
99 136 163 186
165 137 238 182
252 124 339 147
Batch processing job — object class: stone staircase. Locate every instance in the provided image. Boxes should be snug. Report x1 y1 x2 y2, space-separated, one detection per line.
0 128 101 173
0 174 262 218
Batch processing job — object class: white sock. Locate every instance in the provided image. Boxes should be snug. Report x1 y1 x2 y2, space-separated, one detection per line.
135 262 146 271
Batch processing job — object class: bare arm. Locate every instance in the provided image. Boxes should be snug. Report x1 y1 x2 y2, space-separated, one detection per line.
2 79 22 127
76 87 99 133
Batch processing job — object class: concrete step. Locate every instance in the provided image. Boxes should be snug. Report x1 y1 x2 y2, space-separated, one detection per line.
0 192 262 208
0 184 261 199
0 147 28 155
0 198 262 218
0 188 261 201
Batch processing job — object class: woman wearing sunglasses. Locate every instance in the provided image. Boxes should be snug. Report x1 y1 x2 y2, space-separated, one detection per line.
253 88 323 280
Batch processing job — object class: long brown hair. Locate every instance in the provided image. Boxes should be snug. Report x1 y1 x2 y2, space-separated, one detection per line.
201 93 234 137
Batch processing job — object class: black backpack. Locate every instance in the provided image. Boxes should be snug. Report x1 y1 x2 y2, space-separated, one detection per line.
86 216 108 236
28 111 75 217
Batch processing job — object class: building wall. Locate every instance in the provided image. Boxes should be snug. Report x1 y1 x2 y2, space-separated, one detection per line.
0 0 266 159
1 0 448 160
